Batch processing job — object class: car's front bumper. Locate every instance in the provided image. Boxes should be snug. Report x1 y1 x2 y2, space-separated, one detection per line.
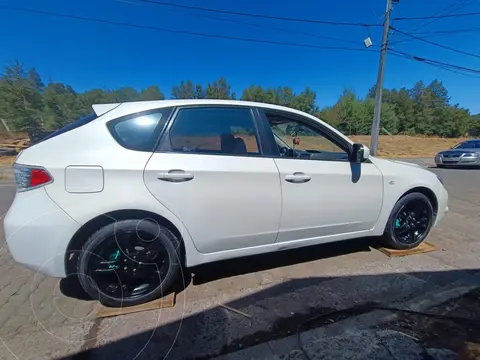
434 183 449 227
4 188 80 277
435 154 480 166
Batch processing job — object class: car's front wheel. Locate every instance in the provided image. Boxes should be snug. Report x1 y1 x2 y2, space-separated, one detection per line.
381 192 434 250
77 219 181 307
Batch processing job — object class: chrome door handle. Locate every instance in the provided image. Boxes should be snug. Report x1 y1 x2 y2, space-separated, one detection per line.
285 172 311 183
158 170 194 182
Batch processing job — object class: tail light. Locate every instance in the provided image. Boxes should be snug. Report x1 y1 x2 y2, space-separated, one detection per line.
13 164 53 192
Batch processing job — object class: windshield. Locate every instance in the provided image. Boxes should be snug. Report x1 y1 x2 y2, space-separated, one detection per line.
452 141 480 149
273 133 290 149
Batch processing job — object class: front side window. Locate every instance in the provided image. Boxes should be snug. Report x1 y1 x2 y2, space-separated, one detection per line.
266 112 349 161
108 108 172 151
167 107 260 155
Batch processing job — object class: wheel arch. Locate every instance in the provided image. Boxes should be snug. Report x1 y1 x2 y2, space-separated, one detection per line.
64 209 185 276
399 186 438 217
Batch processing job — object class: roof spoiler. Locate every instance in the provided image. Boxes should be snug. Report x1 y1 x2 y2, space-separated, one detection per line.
92 103 121 116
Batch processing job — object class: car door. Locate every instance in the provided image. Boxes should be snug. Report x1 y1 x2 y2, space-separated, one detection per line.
260 109 383 243
144 106 282 254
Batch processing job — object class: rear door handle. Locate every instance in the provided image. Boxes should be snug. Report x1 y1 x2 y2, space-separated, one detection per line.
285 172 311 183
158 170 194 182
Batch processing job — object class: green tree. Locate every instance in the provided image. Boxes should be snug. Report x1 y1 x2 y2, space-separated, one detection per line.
390 88 416 134
42 82 81 129
0 61 44 130
241 85 267 102
205 77 235 99
172 80 196 99
138 86 164 101
292 87 318 114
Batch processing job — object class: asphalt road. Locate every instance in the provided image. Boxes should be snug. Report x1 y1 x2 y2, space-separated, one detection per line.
0 162 479 360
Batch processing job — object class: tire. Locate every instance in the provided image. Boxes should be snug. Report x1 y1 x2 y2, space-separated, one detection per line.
381 192 434 250
77 219 181 307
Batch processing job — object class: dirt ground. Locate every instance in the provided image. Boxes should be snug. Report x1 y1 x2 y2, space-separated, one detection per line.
380 288 480 354
351 135 467 157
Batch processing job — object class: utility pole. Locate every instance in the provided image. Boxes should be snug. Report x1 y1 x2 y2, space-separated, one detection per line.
370 0 394 156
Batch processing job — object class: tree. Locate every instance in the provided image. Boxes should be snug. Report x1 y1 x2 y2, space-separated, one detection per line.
292 87 318 114
468 114 480 137
138 86 164 101
0 60 44 130
205 77 235 99
0 60 478 137
42 82 81 129
172 80 196 99
241 85 267 102
390 88 416 134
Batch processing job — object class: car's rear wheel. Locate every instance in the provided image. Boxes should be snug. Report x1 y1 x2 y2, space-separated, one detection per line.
381 192 434 250
77 219 181 307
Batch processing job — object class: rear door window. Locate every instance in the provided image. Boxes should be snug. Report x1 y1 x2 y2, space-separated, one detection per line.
164 107 260 156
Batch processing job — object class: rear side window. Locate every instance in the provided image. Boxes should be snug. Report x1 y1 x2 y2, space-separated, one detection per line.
108 108 173 151
165 107 260 155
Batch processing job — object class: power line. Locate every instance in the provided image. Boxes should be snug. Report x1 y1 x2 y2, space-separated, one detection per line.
389 51 480 78
390 27 480 44
121 0 364 45
0 5 374 53
140 0 380 27
391 0 476 44
415 26 480 35
388 48 480 76
407 0 474 33
391 27 480 59
394 10 480 20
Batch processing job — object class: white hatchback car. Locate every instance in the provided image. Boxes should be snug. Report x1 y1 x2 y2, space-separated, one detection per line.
4 100 448 307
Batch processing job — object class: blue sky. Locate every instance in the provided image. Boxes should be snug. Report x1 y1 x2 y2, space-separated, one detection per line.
1 0 479 113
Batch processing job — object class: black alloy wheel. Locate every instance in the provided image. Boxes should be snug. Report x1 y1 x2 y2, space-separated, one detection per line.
393 199 432 245
77 219 181 307
382 192 434 250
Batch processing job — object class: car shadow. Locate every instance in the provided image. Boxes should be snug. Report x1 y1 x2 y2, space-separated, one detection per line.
191 238 374 285
58 268 480 360
429 165 480 170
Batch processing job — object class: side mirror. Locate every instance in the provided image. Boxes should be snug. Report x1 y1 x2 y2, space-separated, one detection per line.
350 143 370 163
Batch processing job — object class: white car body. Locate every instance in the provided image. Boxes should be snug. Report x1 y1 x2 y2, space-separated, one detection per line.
4 100 449 278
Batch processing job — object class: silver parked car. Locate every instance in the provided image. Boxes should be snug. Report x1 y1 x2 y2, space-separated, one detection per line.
435 139 480 168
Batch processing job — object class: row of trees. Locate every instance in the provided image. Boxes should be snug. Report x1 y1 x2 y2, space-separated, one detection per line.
0 61 478 137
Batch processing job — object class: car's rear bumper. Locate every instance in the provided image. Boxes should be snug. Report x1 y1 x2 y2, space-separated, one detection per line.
3 188 80 277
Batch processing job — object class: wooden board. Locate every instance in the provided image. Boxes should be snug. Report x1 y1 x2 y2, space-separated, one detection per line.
459 342 480 360
376 241 436 257
95 292 176 318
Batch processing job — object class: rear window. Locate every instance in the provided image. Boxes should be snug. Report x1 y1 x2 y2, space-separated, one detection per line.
35 114 98 144
107 108 173 152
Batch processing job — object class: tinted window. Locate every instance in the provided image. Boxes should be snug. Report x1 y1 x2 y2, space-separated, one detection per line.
108 108 172 151
454 141 480 149
167 107 260 155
